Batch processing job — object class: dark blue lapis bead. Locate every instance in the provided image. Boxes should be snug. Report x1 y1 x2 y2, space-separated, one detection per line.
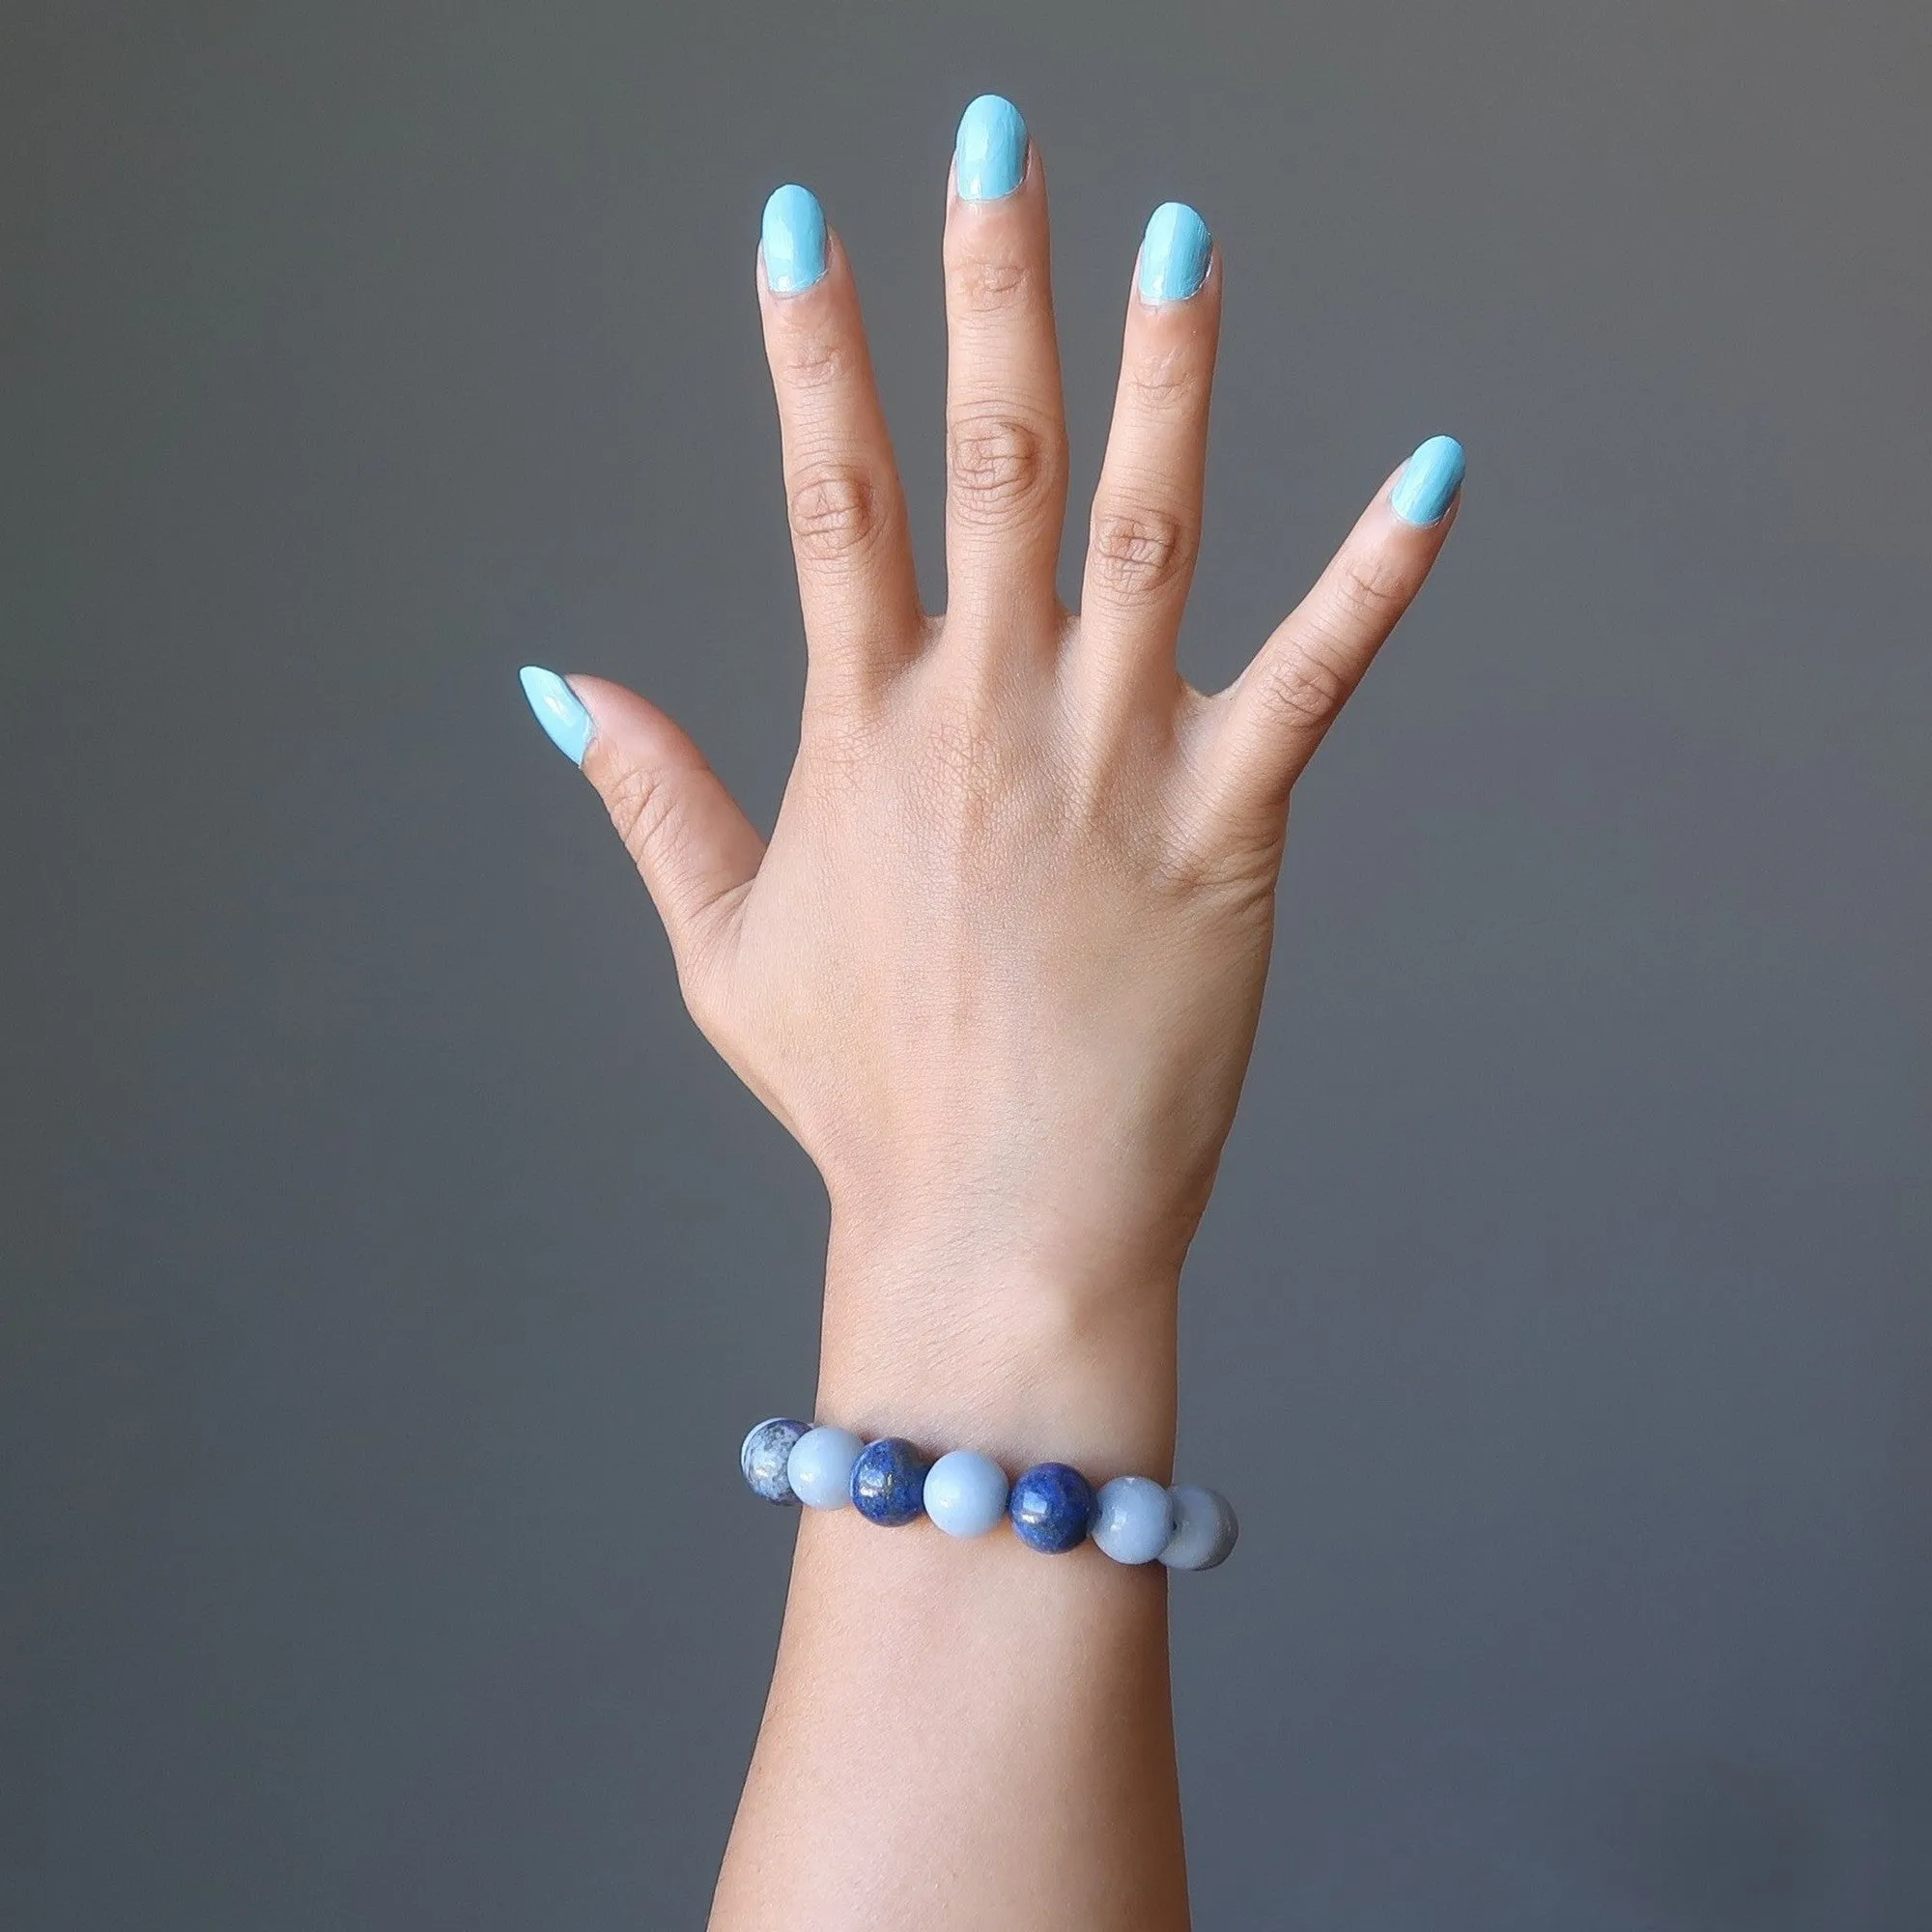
1009 1462 1098 1553
850 1436 931 1525
739 1416 811 1504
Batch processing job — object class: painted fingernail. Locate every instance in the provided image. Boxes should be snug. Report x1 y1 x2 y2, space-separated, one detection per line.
519 666 593 766
1138 201 1212 303
761 183 826 294
1390 435 1466 526
954 94 1028 202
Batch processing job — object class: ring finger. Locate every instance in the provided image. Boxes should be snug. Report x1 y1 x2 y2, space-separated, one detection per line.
1077 202 1221 711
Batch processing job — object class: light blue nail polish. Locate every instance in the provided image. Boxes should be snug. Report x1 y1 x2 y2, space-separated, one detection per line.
954 93 1028 201
519 665 593 766
761 183 826 294
1138 201 1211 303
1390 434 1466 526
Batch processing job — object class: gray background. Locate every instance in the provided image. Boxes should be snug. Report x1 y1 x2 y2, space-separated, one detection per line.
4 0 1927 1924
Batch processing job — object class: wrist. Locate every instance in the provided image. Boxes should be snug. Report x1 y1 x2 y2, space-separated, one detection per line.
813 1211 1181 1478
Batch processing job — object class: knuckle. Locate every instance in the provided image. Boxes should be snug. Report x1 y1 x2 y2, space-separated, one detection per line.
802 699 893 792
1126 344 1199 411
1328 544 1410 639
1161 818 1283 909
787 460 884 566
946 412 1055 526
604 764 681 869
929 714 1004 802
1257 644 1352 738
948 251 1033 315
1088 504 1193 602
780 324 847 392
915 668 1012 820
926 689 1003 793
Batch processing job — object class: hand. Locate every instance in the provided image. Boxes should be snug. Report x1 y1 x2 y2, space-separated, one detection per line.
520 97 1462 1456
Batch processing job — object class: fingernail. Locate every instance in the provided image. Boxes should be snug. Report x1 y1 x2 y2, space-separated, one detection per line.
1138 201 1211 303
519 666 593 766
954 94 1028 202
761 183 826 294
1390 435 1466 526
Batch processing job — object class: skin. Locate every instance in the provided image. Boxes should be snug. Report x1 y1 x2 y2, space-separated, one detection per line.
556 132 1456 1930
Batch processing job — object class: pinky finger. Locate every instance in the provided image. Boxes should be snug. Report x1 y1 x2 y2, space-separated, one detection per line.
1205 435 1463 824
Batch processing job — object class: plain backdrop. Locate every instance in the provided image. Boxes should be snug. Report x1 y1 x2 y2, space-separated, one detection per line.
4 2 1928 1925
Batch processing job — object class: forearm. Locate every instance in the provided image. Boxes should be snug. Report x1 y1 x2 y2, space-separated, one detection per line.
710 1229 1190 1929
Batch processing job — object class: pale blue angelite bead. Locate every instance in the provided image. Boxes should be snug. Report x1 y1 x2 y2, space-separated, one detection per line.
786 1426 865 1510
1093 1475 1176 1565
923 1449 1010 1538
739 1416 810 1504
1160 1485 1239 1571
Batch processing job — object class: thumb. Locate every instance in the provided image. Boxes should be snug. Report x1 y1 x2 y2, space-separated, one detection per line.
519 667 764 966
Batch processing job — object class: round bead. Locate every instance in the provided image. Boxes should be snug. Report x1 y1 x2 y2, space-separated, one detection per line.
1160 1485 1239 1571
1009 1462 1097 1553
739 1416 810 1504
922 1449 1010 1538
850 1436 930 1525
1093 1475 1176 1564
786 1426 865 1510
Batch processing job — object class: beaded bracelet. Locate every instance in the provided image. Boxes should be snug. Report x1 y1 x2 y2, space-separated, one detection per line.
739 1417 1238 1572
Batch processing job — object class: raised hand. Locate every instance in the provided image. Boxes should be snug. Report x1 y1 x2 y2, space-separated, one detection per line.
518 93 1462 1930
521 97 1461 1400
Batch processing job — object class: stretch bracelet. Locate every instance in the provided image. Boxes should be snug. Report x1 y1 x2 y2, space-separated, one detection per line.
739 1417 1238 1572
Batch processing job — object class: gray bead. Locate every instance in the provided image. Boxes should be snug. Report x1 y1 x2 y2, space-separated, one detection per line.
786 1426 865 1510
1093 1475 1176 1564
1160 1485 1239 1571
923 1449 1009 1538
739 1416 811 1504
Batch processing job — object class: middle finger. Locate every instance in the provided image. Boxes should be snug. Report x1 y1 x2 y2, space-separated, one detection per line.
941 95 1069 640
